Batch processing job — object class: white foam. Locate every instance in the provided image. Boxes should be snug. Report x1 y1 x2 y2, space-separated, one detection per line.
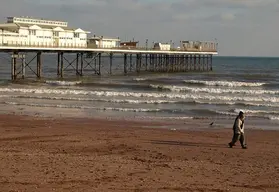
7 95 176 104
268 116 279 121
197 100 279 108
5 101 279 121
5 94 278 108
143 116 194 120
233 108 279 115
4 102 162 112
214 110 236 116
45 80 82 86
133 78 147 81
150 84 279 95
184 80 265 87
1 88 279 103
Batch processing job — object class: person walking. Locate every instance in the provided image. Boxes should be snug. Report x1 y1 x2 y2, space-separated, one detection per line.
229 111 247 149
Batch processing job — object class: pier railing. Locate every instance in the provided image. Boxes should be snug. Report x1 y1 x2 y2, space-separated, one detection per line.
0 42 217 53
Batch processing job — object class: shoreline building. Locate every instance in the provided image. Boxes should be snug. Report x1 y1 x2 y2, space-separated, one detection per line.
153 43 171 51
88 35 120 48
180 41 217 52
120 41 138 49
0 16 90 47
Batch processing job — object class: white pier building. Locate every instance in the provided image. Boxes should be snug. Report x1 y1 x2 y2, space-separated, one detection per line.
153 43 171 51
0 16 90 48
88 36 121 48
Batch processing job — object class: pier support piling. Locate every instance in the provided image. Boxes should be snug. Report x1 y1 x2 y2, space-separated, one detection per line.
57 53 60 76
210 55 213 71
80 53 84 76
145 54 148 71
124 53 127 74
76 53 79 75
11 54 16 80
60 52 64 78
11 53 26 80
36 52 42 78
136 54 142 73
21 56 26 79
110 53 113 75
94 54 97 74
129 54 133 72
98 53 101 75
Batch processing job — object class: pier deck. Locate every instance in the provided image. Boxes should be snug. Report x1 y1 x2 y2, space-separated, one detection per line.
0 45 217 54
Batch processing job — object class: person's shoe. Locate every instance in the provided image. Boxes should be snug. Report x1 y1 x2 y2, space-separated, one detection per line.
228 143 233 148
242 146 247 149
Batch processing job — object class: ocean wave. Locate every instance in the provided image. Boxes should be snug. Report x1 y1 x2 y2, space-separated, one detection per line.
221 109 279 121
1 88 279 103
183 80 266 87
45 80 82 86
268 116 279 121
0 101 243 117
151 116 194 120
3 101 198 114
4 101 279 121
149 84 279 95
231 108 279 115
7 95 180 104
5 94 279 108
209 109 279 120
195 100 279 108
133 78 148 81
3 102 162 112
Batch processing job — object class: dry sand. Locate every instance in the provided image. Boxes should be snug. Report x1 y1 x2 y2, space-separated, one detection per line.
0 114 279 192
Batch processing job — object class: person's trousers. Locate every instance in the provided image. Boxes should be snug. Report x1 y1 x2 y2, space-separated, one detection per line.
230 133 246 147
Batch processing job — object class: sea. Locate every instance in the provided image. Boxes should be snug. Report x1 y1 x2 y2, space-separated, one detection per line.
0 53 279 130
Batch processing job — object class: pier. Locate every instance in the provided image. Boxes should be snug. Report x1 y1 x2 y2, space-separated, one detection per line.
0 46 217 80
0 16 218 80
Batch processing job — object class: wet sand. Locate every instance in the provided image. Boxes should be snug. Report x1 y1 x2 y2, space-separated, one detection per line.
0 114 279 192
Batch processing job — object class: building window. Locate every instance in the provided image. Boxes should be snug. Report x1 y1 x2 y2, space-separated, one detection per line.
74 33 79 38
53 31 59 37
29 30 36 35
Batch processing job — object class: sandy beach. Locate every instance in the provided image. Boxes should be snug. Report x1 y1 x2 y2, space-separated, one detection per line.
0 114 279 192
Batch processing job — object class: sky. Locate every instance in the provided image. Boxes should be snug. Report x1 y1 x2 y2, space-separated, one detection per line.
0 0 279 56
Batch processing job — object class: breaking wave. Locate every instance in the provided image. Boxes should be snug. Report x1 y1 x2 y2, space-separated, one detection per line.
133 78 148 81
0 101 243 116
183 80 266 87
3 101 279 121
1 88 279 103
3 94 278 108
3 102 162 112
268 116 279 121
6 95 179 104
45 80 82 86
149 84 279 95
231 108 279 115
3 102 202 114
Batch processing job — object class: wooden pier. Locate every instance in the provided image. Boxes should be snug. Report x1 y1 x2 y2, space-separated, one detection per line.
0 45 217 80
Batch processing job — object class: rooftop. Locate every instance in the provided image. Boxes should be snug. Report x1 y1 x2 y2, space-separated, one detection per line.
7 16 68 27
0 23 90 33
89 36 120 41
